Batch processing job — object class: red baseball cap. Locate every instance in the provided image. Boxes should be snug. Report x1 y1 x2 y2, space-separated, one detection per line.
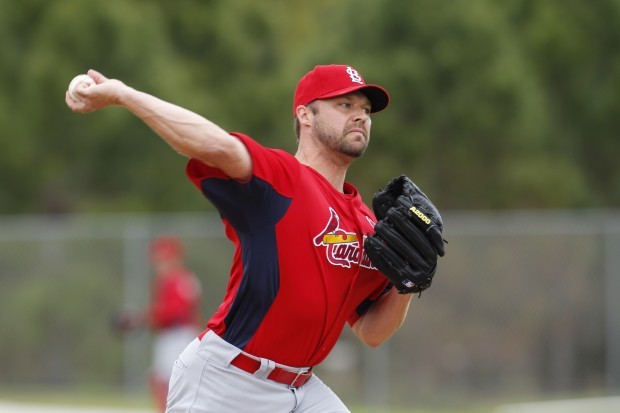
293 64 390 116
150 235 183 261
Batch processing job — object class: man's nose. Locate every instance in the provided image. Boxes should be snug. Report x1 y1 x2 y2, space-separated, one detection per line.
352 109 369 122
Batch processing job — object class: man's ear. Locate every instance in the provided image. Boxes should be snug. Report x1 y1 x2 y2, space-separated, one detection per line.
295 105 312 126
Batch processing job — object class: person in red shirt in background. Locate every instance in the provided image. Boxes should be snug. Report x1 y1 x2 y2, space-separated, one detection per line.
148 235 202 412
116 235 202 412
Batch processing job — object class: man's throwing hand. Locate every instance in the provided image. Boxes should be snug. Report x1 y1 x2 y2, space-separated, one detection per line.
65 69 125 113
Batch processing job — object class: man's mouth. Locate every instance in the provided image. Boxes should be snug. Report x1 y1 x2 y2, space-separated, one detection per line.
348 127 367 138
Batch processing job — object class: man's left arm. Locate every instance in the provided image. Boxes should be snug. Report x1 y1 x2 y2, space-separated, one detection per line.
351 288 412 347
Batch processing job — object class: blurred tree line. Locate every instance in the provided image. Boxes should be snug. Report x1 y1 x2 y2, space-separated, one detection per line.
1 0 620 214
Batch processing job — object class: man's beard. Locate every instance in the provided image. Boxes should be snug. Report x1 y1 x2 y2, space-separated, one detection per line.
313 117 368 158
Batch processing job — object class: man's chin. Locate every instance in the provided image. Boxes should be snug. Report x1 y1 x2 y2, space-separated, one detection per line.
340 145 367 158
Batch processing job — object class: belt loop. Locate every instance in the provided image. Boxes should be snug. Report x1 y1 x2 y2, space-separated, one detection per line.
253 357 276 379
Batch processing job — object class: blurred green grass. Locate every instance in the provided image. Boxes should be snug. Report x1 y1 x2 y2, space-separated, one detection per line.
351 408 491 413
0 386 151 408
0 386 495 412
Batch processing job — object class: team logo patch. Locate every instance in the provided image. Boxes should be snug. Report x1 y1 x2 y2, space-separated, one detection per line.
402 279 415 289
313 207 374 269
346 67 364 85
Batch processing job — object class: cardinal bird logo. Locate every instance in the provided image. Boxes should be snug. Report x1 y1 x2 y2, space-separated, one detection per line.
313 207 373 269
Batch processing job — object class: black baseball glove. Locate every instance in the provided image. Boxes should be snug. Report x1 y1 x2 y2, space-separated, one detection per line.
364 175 445 295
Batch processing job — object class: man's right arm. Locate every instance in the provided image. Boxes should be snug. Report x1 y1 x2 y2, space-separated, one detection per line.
65 69 252 181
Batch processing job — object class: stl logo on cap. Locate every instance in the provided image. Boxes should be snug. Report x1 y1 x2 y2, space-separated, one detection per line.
345 67 364 85
293 64 390 116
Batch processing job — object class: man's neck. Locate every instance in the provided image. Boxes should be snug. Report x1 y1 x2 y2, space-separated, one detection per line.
295 148 351 193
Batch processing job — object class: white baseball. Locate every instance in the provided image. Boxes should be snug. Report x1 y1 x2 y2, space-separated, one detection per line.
68 74 95 102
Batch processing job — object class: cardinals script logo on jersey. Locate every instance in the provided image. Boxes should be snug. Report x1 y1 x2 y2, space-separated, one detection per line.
313 208 374 269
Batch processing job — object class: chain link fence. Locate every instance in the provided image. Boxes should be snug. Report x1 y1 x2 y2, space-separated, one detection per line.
1 210 619 408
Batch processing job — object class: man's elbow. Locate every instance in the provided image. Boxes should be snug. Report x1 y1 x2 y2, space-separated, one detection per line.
364 338 385 348
353 315 404 348
359 332 391 348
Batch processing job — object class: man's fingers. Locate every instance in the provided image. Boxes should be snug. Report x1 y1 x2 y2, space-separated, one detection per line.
65 91 90 112
88 69 107 84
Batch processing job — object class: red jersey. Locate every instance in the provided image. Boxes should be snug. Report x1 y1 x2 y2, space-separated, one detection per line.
149 268 201 330
186 133 389 367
